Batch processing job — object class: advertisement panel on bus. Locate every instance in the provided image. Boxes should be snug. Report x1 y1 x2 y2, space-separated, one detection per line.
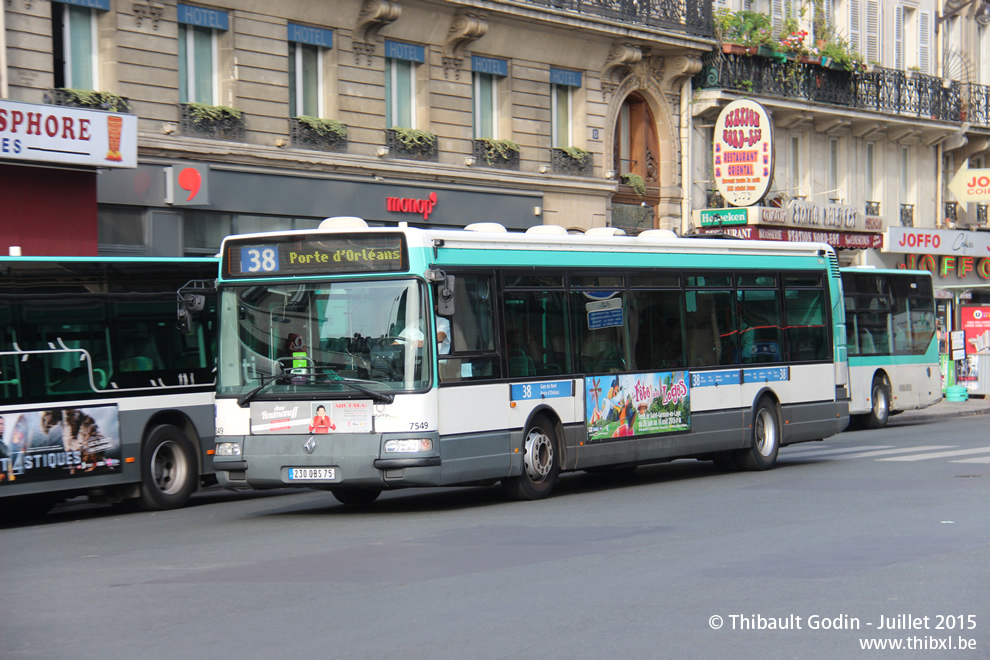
0 406 121 483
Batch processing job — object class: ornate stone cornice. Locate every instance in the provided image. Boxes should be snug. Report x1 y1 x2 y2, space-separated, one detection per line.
602 42 643 84
355 0 402 43
443 11 488 79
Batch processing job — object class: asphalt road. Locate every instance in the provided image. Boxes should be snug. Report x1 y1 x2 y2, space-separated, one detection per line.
2 413 988 660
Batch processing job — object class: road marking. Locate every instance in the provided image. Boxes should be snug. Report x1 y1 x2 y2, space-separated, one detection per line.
780 446 893 459
949 456 990 464
879 447 990 462
835 446 955 460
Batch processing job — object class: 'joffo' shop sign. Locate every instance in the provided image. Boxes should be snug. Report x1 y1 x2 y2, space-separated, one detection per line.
885 226 990 280
713 99 774 207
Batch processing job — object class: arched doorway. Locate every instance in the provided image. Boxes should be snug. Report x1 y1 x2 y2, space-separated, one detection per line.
611 92 660 233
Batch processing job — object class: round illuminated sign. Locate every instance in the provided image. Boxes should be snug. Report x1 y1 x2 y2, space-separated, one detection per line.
713 99 774 207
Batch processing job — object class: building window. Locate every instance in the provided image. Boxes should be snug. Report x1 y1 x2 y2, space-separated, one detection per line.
865 141 875 199
471 56 507 139
551 84 572 148
287 24 332 118
98 206 145 255
828 138 839 201
178 24 217 104
385 40 425 128
474 72 497 139
899 146 910 204
52 3 98 89
289 42 321 117
177 4 229 105
790 136 801 195
549 67 582 149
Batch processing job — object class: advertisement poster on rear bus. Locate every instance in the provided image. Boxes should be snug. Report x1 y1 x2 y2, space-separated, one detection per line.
0 406 121 484
585 371 690 442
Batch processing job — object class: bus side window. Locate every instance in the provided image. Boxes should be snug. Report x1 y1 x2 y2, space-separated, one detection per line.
440 275 500 382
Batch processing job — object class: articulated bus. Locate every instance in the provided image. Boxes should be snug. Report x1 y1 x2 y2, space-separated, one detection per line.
841 267 941 429
212 218 849 505
0 257 218 517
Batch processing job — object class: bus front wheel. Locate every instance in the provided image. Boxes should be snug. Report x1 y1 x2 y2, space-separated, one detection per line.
137 425 197 511
502 415 559 501
866 375 891 429
735 398 780 471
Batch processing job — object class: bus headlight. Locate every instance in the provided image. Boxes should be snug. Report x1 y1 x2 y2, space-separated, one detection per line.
384 439 433 453
215 442 242 457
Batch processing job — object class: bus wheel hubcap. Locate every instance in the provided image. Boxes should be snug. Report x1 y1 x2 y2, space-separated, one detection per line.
524 428 553 482
151 441 186 495
755 409 777 457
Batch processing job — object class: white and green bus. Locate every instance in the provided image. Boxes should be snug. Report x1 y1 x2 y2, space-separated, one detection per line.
0 257 218 517
842 267 941 429
212 218 850 504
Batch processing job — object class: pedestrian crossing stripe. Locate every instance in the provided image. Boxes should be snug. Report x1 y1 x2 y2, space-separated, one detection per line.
951 456 990 464
878 447 990 462
779 446 893 459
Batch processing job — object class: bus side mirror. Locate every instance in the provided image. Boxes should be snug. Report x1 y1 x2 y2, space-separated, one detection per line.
427 269 455 316
436 275 455 316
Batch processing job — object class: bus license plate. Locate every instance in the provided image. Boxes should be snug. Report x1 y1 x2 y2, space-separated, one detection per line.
288 467 336 481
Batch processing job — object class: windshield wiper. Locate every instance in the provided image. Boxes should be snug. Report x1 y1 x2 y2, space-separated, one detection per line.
333 379 395 405
236 369 291 408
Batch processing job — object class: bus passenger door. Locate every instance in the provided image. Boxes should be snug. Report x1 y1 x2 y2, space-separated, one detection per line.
435 274 511 484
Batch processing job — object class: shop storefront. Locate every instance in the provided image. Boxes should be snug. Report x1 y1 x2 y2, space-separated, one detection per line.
0 99 137 256
883 226 990 395
96 161 545 257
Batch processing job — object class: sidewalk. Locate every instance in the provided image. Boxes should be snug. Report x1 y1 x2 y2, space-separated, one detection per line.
888 394 990 425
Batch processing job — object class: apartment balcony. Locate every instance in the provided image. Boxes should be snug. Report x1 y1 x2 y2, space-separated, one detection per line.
979 204 988 227
695 53 964 123
514 0 713 37
865 201 881 216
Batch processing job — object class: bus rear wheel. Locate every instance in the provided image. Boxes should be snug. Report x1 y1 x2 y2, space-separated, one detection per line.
735 398 780 471
865 374 891 429
331 487 381 506
502 415 559 501
137 425 197 511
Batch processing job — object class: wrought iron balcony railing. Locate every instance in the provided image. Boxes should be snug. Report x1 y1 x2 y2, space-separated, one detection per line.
944 202 958 225
865 201 881 216
900 203 915 227
979 204 988 227
516 0 713 38
695 53 964 123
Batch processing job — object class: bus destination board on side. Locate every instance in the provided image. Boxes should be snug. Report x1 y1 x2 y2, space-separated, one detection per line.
222 233 407 279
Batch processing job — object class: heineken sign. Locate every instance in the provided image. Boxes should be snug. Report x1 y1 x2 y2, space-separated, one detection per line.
699 208 748 226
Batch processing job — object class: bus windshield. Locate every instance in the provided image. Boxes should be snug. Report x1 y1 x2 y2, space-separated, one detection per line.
218 278 430 399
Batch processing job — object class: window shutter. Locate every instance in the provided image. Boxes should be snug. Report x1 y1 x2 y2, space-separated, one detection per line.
772 0 783 36
919 11 931 74
849 0 861 57
866 0 880 65
894 5 903 71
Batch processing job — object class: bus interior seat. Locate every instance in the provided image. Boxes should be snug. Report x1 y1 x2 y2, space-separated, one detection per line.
121 356 155 371
509 354 536 377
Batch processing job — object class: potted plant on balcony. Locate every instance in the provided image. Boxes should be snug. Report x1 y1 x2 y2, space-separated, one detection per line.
385 127 438 160
291 116 347 151
181 102 245 140
474 137 521 169
715 9 779 57
620 172 647 197
551 146 592 175
47 88 130 112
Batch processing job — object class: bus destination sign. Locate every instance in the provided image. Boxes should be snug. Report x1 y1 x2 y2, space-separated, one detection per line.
223 233 407 279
